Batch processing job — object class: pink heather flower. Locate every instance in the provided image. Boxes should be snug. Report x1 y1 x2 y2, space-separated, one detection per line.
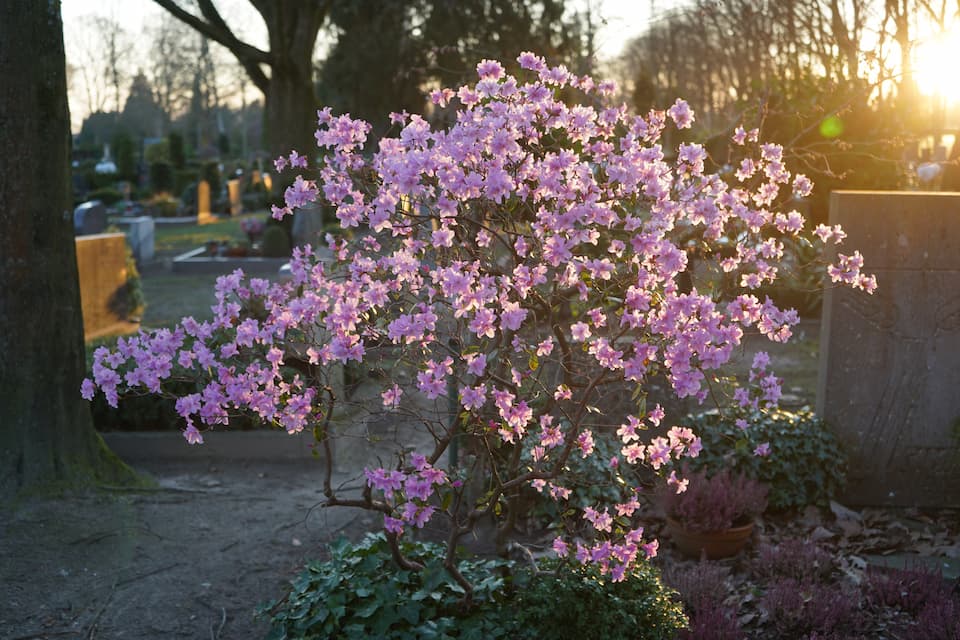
570 322 591 342
288 150 308 168
183 424 204 445
465 352 487 376
642 540 659 559
271 204 291 220
553 537 569 557
381 384 402 409
536 337 554 356
647 437 671 469
735 418 749 431
667 470 689 494
384 516 404 535
792 174 813 198
432 227 455 248
517 51 546 71
732 125 747 145
284 175 318 209
667 99 694 129
476 59 505 80
754 442 772 457
430 87 455 107
554 384 572 401
577 430 595 457
460 384 486 410
752 351 771 370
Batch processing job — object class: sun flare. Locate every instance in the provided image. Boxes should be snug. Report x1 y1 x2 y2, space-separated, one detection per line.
913 26 960 102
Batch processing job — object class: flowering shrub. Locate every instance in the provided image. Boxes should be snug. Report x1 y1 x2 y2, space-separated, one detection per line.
82 53 875 600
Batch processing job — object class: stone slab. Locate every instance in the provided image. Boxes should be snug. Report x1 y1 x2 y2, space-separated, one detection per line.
76 233 135 340
171 246 290 275
817 191 960 507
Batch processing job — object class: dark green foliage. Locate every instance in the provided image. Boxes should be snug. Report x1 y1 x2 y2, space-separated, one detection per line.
149 161 174 194
111 131 136 181
201 161 221 197
685 409 846 511
510 558 687 640
261 224 292 257
261 532 513 640
86 187 123 206
755 235 824 318
168 131 185 169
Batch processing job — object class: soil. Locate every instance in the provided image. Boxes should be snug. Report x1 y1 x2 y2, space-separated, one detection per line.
0 457 379 639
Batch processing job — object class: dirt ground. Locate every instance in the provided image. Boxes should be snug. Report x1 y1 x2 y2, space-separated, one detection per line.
0 457 380 639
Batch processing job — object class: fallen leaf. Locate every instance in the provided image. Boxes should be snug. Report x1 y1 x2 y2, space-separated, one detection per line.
812 526 836 541
830 500 862 522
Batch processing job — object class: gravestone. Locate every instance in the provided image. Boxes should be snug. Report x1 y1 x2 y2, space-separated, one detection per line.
123 216 155 263
73 200 107 235
292 203 325 249
75 233 137 340
817 191 960 507
227 178 243 216
197 179 215 225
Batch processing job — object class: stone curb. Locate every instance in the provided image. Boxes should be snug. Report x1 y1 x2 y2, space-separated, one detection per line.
102 430 318 462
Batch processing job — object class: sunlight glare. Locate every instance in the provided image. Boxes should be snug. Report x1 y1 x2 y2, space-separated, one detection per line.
913 26 960 102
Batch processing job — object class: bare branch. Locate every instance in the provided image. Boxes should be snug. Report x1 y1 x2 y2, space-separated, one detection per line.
151 0 270 92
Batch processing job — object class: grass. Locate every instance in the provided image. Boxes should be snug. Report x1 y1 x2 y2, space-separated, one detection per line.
153 211 267 256
140 273 222 328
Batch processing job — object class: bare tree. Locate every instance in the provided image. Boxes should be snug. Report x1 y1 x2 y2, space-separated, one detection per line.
152 0 331 159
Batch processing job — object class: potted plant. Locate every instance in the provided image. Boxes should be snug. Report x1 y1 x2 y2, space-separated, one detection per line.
658 467 768 559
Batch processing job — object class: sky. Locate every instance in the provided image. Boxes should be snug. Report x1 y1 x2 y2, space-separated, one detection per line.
61 0 681 131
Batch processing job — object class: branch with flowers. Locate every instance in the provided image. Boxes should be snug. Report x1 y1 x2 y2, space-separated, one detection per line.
82 52 875 605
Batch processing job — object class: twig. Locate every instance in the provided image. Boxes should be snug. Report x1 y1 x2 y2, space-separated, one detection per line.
86 580 116 639
10 631 78 640
210 607 227 640
115 562 182 588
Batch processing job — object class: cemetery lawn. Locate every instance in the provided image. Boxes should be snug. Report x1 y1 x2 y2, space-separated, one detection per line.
153 211 267 258
140 273 220 327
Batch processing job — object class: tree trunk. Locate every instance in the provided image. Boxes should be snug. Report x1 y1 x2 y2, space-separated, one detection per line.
0 2 136 499
260 2 325 161
263 62 319 161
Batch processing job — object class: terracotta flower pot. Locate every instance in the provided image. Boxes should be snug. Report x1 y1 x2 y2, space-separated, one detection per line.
665 517 755 559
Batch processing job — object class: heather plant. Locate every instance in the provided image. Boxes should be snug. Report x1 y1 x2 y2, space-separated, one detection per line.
657 468 768 532
761 577 862 637
662 561 743 640
753 538 834 583
82 53 875 602
863 564 953 617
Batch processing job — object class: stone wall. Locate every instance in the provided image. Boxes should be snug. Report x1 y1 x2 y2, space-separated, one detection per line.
817 191 960 507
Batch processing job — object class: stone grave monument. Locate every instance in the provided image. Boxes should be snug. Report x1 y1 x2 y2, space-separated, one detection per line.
817 191 960 507
197 179 216 225
227 178 243 216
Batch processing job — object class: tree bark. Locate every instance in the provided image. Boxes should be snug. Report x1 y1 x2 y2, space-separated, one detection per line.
0 2 136 499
